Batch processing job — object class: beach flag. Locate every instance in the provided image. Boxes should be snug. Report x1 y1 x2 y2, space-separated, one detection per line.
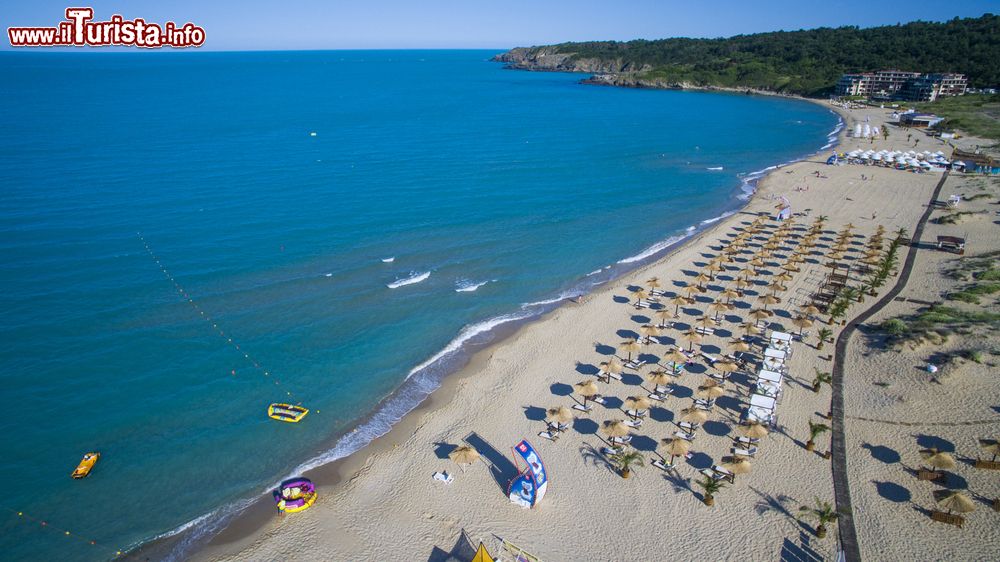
472 542 495 562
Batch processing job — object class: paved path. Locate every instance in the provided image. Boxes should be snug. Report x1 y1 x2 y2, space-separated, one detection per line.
829 171 950 562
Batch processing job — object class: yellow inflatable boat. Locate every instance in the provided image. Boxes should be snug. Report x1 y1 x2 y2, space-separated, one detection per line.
267 403 309 423
71 452 100 479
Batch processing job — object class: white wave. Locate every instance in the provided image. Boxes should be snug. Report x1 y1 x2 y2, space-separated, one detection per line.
706 166 724 171
617 231 694 264
586 269 603 276
381 257 395 263
521 291 582 308
455 279 493 292
405 312 532 380
386 271 430 289
324 273 333 277
700 210 735 225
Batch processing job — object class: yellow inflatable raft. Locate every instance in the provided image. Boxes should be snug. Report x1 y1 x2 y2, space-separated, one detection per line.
71 452 100 479
268 403 309 423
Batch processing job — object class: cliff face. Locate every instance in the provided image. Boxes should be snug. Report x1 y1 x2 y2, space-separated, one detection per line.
491 46 652 74
492 47 777 96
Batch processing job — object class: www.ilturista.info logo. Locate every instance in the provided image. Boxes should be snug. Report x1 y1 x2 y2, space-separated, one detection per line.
8 8 205 48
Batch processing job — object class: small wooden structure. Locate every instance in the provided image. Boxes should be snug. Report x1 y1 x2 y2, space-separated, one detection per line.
931 510 965 527
917 469 944 481
936 235 966 255
975 459 1000 470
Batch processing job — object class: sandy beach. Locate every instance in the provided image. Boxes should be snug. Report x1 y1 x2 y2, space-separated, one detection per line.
193 102 998 562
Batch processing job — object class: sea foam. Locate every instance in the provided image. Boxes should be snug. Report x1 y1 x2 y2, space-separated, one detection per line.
387 271 430 288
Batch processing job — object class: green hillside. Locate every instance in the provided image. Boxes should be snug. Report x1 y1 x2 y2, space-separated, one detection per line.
540 14 999 96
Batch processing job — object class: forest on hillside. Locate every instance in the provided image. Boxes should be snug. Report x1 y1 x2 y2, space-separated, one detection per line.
543 14 999 96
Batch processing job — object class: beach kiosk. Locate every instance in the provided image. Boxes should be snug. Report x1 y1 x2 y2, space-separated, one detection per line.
508 439 548 509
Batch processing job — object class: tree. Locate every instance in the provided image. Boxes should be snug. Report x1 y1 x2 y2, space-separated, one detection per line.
608 447 645 479
816 327 833 350
812 369 832 392
697 476 726 506
806 420 830 452
799 498 842 538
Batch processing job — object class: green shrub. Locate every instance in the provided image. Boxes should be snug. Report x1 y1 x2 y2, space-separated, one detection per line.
881 318 908 336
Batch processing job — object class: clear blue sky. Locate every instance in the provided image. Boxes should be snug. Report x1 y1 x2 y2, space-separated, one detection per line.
2 0 996 50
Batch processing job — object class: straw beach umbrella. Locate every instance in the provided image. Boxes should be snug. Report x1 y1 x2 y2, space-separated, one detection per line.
669 295 692 318
739 422 769 439
664 348 689 369
979 438 1000 462
598 360 623 383
681 329 703 352
697 384 725 400
661 437 691 466
619 339 641 362
694 272 712 290
920 448 957 471
680 407 709 425
656 309 674 328
449 445 481 472
601 419 631 444
758 294 780 311
721 288 741 304
722 458 752 478
546 406 574 426
695 316 716 330
708 300 732 322
624 396 651 419
646 277 662 295
729 339 752 353
766 281 787 295
799 304 822 318
574 380 600 407
633 288 649 308
792 316 814 336
749 309 772 326
639 324 662 345
646 369 673 390
934 490 976 515
740 321 762 337
713 360 739 375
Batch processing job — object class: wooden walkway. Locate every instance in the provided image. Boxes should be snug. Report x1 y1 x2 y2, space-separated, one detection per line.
829 171 950 562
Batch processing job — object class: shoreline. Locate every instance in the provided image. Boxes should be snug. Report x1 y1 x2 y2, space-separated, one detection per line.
145 96 850 561
195 98 956 562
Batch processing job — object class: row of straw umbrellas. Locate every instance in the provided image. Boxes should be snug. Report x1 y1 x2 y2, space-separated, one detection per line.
559 214 838 479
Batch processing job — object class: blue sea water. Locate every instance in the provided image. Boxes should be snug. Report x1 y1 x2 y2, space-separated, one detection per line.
0 50 838 561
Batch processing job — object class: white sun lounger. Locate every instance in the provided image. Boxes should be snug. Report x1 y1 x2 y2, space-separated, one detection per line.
651 458 674 471
678 421 699 432
572 404 592 413
695 326 715 336
674 430 695 442
648 392 666 402
712 465 736 482
733 446 758 458
694 398 715 408
756 369 783 384
700 352 719 364
750 394 776 410
592 396 607 405
736 436 760 446
625 360 647 370
538 431 558 441
764 347 787 360
700 468 730 482
624 419 643 429
610 435 633 445
606 371 623 381
433 471 454 484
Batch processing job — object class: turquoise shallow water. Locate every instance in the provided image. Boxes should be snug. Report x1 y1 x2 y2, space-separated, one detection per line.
0 50 837 560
